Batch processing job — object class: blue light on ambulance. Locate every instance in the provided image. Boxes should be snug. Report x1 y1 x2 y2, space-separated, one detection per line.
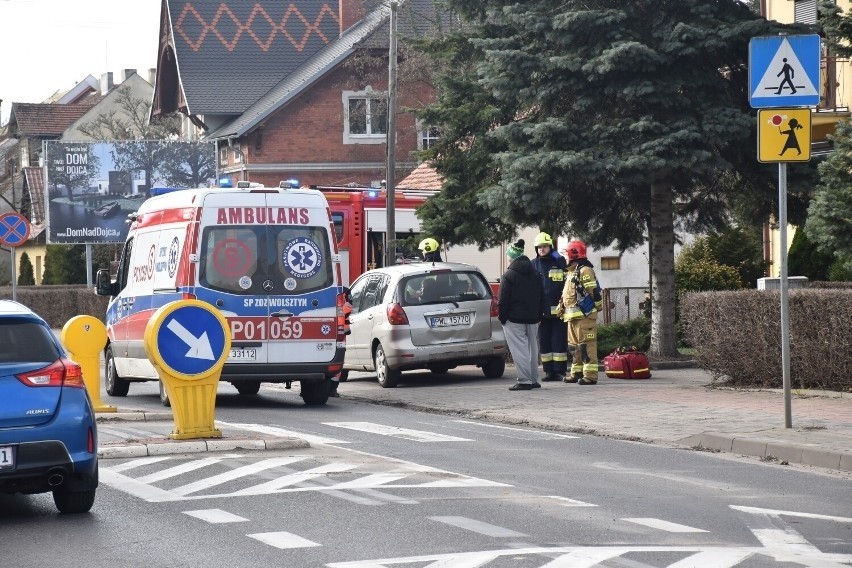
219 177 234 188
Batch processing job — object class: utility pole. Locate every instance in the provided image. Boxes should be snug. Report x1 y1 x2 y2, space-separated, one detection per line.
385 0 398 267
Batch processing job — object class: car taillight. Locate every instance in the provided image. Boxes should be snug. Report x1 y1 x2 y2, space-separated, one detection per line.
16 358 84 388
387 303 409 325
490 296 499 317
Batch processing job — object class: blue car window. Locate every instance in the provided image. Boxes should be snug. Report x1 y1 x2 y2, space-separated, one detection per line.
0 321 60 363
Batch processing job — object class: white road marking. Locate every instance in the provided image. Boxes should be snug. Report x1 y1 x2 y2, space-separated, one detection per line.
622 518 708 533
730 505 852 523
451 420 579 439
99 468 183 502
325 546 767 568
215 421 349 445
324 422 473 442
170 456 308 496
547 496 598 507
183 509 248 524
593 462 751 492
429 516 527 538
667 550 755 568
138 456 230 484
231 462 358 495
105 456 172 473
247 531 320 549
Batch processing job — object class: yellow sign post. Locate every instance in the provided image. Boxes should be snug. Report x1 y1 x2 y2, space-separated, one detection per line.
758 108 811 163
60 316 117 413
144 300 231 439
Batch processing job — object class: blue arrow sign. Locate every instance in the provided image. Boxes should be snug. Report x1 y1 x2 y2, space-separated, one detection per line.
0 212 31 247
749 35 821 108
155 305 228 377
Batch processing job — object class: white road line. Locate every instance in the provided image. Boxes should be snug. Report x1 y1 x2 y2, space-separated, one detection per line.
231 462 358 495
247 531 320 549
731 505 852 523
99 468 182 502
137 456 229 484
538 549 626 568
170 456 308 496
183 509 248 524
623 518 708 533
667 550 756 567
215 421 349 445
324 422 473 442
548 496 598 507
104 456 172 473
451 420 579 439
330 473 409 489
429 516 527 538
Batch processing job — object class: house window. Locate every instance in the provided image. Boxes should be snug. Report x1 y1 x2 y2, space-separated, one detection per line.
600 256 620 270
219 146 228 166
419 125 440 150
343 88 388 145
794 0 817 24
233 142 244 164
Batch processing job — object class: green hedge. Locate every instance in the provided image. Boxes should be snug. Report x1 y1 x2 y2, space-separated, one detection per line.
0 286 109 328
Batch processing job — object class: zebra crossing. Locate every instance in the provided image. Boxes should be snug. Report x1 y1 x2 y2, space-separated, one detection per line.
99 452 509 503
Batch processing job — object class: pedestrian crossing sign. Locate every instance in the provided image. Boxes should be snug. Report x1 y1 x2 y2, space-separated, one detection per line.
757 108 811 163
749 35 821 108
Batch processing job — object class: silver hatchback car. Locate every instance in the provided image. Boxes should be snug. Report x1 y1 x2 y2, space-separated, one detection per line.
341 262 508 387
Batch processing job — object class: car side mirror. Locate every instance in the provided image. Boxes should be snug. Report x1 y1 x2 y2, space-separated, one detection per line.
95 269 115 297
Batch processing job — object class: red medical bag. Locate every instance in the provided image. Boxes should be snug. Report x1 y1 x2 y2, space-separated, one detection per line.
602 346 651 379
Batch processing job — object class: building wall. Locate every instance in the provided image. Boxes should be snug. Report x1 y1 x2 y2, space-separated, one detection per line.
221 64 435 188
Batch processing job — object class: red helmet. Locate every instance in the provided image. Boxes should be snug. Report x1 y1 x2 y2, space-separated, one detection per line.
564 239 587 261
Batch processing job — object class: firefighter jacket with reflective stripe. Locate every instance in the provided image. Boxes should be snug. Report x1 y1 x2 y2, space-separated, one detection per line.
531 252 568 318
560 261 602 321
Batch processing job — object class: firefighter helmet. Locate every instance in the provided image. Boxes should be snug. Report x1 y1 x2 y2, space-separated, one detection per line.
534 232 553 247
564 239 587 261
418 237 440 254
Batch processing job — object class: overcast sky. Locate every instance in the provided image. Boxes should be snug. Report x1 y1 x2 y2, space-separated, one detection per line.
0 0 161 125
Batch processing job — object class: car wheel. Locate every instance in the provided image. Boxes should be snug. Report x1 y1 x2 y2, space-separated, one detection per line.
482 356 506 378
159 380 171 407
300 380 331 406
52 488 96 514
429 365 450 375
374 344 400 388
337 370 349 382
105 346 130 397
234 382 261 395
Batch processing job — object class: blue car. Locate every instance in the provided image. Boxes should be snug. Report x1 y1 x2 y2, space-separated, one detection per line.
0 300 98 513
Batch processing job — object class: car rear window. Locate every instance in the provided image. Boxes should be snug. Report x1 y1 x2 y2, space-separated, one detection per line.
400 271 491 306
0 320 61 363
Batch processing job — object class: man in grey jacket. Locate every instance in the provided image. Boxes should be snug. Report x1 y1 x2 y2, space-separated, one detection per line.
498 239 546 391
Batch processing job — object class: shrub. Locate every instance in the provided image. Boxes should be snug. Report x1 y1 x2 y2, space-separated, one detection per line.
787 227 834 281
676 238 744 293
0 285 109 328
597 317 651 359
17 252 36 286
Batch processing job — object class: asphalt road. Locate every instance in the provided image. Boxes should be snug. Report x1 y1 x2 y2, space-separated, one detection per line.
2 379 850 567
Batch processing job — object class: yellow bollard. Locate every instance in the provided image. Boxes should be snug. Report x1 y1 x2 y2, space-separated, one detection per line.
60 316 117 413
143 300 231 439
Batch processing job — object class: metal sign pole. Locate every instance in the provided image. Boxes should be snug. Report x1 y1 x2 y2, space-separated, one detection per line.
10 248 16 302
779 163 792 428
385 0 398 268
86 243 93 288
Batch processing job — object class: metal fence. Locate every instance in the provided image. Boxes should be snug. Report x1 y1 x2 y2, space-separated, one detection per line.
601 287 649 324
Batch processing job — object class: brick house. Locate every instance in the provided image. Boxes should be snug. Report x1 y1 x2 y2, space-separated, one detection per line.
150 0 442 188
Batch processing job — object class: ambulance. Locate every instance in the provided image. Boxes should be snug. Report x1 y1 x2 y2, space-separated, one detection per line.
95 182 346 406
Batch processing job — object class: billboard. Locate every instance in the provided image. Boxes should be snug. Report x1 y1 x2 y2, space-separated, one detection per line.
44 141 216 244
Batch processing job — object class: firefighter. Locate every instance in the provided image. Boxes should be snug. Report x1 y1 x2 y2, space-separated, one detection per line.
559 239 603 385
530 232 569 381
330 286 353 398
418 237 443 262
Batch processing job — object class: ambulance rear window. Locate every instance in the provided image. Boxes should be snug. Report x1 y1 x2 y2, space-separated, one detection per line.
199 225 333 295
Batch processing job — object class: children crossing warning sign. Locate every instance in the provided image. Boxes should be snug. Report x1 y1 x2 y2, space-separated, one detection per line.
749 35 821 108
757 108 811 163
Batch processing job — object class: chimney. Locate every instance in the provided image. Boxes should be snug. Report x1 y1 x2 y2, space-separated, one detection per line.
148 68 157 86
100 72 114 95
339 0 364 34
119 69 137 82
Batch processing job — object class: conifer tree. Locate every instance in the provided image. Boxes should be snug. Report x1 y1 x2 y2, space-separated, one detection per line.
17 252 35 286
417 0 803 355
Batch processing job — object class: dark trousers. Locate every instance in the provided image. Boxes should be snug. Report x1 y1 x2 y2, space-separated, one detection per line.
538 317 568 375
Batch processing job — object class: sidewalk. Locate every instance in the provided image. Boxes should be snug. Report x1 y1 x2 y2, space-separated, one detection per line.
93 364 852 473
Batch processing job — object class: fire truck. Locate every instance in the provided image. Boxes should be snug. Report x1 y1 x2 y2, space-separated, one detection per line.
313 185 537 287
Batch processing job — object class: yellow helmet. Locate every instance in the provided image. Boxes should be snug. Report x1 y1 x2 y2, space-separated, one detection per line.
418 237 440 253
534 232 553 247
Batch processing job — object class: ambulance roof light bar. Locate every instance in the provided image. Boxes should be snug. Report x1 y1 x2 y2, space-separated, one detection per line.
279 179 300 189
237 181 264 189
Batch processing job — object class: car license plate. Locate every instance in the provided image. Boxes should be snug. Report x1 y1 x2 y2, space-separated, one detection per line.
0 446 13 469
430 314 471 328
228 348 257 361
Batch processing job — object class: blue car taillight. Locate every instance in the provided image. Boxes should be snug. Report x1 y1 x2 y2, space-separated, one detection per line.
15 358 85 388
